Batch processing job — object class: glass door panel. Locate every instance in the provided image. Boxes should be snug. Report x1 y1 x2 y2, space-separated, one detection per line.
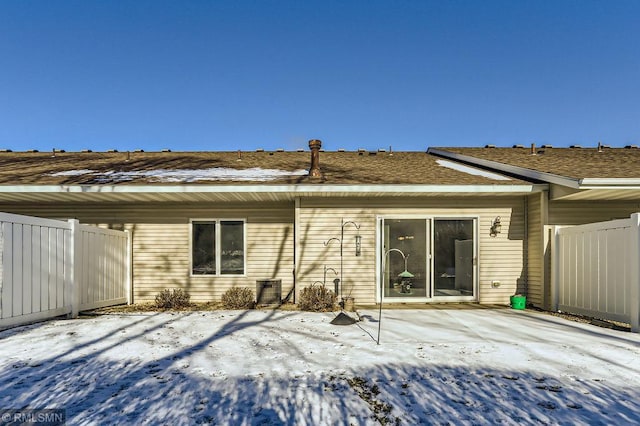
382 219 428 298
433 219 474 297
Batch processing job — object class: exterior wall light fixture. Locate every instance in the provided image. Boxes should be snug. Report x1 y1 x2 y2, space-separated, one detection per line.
355 234 362 256
490 216 502 237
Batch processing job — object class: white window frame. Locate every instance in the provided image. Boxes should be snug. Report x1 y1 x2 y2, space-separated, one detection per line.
190 218 247 277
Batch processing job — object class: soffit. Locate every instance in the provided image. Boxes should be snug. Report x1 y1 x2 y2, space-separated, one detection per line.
0 184 544 204
550 184 640 201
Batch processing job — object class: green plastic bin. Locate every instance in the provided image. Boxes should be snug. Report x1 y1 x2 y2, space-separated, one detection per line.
510 295 526 310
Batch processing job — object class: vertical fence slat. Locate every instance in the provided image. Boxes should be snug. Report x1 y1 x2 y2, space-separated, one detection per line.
81 231 88 304
576 232 584 309
125 229 132 304
608 230 617 314
105 234 110 300
88 231 95 304
597 230 607 313
98 233 104 304
101 234 107 302
32 226 41 313
12 223 23 317
103 234 108 301
562 233 569 306
614 228 627 315
588 231 598 311
56 229 65 309
67 220 81 318
549 226 558 311
111 234 117 300
22 225 32 315
112 235 117 300
114 236 120 299
86 231 93 304
48 227 57 309
41 227 49 311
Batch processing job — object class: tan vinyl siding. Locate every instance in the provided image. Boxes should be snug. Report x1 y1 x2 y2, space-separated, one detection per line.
132 223 188 300
549 200 640 225
2 196 530 305
477 202 524 305
526 192 545 307
296 203 376 306
0 203 294 302
132 219 293 302
297 197 525 305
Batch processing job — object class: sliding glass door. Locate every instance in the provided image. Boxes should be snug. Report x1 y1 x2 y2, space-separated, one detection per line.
382 219 429 299
433 219 474 297
380 217 476 302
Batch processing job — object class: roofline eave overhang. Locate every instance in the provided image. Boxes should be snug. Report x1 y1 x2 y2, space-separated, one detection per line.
428 148 582 189
552 181 640 200
0 183 546 195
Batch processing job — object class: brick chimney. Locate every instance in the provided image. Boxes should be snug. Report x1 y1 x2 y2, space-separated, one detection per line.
308 139 323 178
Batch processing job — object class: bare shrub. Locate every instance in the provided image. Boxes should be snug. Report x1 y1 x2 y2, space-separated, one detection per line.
154 289 191 309
221 287 255 309
298 284 336 312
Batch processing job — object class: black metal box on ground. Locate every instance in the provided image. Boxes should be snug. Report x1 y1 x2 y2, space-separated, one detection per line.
256 279 282 305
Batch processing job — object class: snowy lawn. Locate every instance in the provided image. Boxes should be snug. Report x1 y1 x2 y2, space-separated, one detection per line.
0 308 639 425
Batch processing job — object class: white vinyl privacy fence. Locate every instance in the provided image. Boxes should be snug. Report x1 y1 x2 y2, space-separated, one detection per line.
550 213 640 332
0 212 130 328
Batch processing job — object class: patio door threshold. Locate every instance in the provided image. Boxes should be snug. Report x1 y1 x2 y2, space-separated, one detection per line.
381 296 477 303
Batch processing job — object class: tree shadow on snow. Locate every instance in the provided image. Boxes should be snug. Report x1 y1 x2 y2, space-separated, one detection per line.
0 311 638 425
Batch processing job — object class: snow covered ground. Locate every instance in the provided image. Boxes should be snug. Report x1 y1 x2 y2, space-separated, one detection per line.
0 308 639 425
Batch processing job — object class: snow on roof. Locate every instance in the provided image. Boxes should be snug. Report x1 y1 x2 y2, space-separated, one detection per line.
436 159 511 181
49 169 96 176
50 167 309 183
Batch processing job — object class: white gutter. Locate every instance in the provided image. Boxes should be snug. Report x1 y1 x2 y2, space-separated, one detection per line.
576 186 640 191
579 178 640 186
0 183 545 194
428 148 582 189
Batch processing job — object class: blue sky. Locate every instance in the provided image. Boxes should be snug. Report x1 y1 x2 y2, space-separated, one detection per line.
1 1 639 152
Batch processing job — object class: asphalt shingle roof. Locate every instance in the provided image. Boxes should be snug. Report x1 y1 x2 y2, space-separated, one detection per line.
432 147 640 180
0 150 530 186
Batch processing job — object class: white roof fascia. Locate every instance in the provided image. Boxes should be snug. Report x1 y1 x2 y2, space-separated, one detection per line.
579 178 640 187
0 183 545 195
428 148 581 189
